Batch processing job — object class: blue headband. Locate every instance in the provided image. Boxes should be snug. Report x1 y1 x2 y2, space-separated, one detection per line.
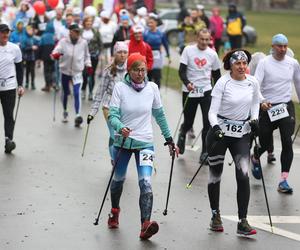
272 34 288 45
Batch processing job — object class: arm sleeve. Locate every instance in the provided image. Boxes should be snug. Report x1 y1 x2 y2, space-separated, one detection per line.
52 40 63 54
211 69 221 85
254 60 265 85
250 80 260 120
161 32 170 57
15 62 23 87
89 71 110 116
108 84 125 133
84 42 92 67
152 107 172 139
208 81 223 127
292 60 300 102
179 63 190 86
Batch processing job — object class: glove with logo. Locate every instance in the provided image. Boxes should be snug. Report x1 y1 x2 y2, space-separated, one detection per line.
212 125 224 141
87 114 94 124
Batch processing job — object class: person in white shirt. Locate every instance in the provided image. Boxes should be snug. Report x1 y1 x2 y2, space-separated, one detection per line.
207 49 260 236
177 28 221 164
107 52 178 240
251 34 300 194
0 24 25 153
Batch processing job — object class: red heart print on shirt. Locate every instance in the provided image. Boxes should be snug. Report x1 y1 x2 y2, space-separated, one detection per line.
194 57 207 68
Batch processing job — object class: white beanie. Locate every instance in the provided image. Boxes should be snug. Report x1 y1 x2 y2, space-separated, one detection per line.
137 7 147 17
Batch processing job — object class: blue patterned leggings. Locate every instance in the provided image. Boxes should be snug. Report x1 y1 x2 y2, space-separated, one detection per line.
110 146 154 223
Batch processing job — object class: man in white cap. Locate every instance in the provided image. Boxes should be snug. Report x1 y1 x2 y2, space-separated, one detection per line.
251 34 300 194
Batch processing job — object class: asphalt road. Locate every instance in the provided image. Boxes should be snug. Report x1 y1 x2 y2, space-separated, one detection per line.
1 66 300 250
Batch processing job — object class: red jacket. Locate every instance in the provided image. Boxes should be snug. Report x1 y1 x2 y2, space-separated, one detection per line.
128 29 153 71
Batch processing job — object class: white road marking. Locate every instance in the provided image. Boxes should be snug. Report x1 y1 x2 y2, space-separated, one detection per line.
223 215 300 242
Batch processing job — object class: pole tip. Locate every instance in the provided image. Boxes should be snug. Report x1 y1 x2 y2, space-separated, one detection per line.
163 210 167 216
186 184 192 189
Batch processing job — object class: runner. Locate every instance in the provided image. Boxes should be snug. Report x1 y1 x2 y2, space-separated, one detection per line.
251 34 300 194
143 15 170 89
207 49 259 235
87 41 128 165
177 28 221 164
107 52 178 239
81 16 103 101
51 23 92 127
0 24 25 153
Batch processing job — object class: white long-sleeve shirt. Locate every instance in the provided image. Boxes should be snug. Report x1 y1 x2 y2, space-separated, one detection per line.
209 73 261 129
254 55 300 103
52 37 91 76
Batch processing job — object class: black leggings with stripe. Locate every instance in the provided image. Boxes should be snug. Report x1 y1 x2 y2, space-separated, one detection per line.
206 128 250 219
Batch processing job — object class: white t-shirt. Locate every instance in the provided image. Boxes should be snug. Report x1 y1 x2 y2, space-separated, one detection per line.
180 45 221 92
99 21 117 44
110 81 162 143
255 55 300 103
0 42 22 91
209 73 261 127
53 18 67 41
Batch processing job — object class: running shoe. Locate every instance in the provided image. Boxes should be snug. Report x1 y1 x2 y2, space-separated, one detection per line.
74 116 83 127
108 208 120 229
237 218 257 236
267 153 276 164
251 154 262 180
4 138 16 154
139 220 159 240
210 211 224 232
62 111 68 123
278 180 293 194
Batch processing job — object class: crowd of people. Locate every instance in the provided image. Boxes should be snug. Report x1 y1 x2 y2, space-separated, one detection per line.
1 0 300 241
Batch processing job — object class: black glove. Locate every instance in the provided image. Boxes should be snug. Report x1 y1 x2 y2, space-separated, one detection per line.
87 114 94 124
249 119 259 136
212 125 224 141
164 137 176 156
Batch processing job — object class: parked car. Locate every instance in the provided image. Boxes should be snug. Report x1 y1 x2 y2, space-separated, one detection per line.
158 8 257 47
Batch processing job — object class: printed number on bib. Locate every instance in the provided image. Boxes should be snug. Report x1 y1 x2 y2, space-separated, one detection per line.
139 149 154 167
220 120 245 138
188 87 204 98
267 103 289 122
72 74 83 84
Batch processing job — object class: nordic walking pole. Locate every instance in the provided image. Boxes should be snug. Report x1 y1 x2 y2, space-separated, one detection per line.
173 95 189 139
81 122 90 157
94 137 126 225
292 123 300 144
14 95 21 123
163 144 176 216
186 133 223 189
254 136 273 233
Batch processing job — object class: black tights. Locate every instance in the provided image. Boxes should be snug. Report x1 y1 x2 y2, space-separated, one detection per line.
207 129 250 219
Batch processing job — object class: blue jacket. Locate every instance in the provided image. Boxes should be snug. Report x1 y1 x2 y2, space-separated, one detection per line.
21 32 39 61
38 22 55 61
